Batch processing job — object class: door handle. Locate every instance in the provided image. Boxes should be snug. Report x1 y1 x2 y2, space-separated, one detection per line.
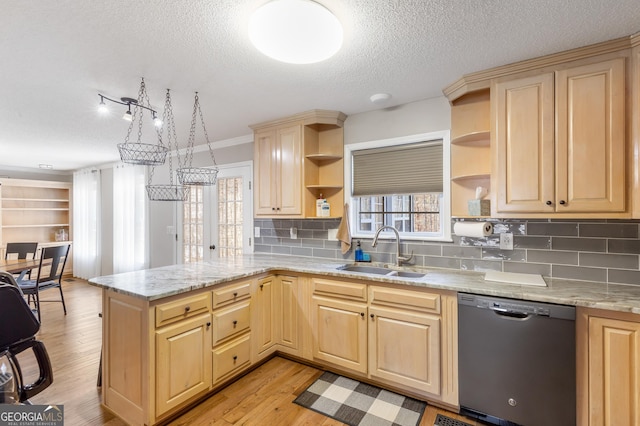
209 245 216 250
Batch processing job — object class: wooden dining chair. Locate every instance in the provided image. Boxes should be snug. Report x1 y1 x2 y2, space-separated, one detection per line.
17 244 70 322
5 242 39 281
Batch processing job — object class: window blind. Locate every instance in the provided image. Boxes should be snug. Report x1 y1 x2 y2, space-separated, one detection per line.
352 140 443 196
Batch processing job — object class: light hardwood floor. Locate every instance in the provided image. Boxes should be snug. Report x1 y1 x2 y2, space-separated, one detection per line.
19 279 477 426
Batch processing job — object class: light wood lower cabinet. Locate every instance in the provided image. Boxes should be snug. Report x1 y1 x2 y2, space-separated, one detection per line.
578 307 640 426
276 275 300 355
368 286 442 396
254 276 276 359
311 294 369 374
309 278 458 406
102 274 458 425
155 313 212 416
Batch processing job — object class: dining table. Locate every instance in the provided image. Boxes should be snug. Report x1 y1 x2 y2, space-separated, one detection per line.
0 258 50 276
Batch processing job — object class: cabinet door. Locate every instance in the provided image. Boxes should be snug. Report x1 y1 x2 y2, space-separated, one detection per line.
556 58 625 212
276 125 303 215
254 129 278 215
493 72 555 212
155 314 212 416
587 316 640 426
254 276 276 358
368 306 441 395
277 275 299 354
311 296 367 374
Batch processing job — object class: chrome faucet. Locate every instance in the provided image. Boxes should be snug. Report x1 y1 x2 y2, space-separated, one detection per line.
371 226 414 267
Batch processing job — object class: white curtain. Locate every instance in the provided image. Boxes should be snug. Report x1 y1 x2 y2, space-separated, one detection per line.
113 163 149 273
72 168 101 279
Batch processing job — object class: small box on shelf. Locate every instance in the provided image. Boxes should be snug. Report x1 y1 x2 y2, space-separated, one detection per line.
468 199 490 216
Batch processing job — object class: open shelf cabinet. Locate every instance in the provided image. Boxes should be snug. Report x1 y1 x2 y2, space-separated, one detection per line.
450 90 491 218
0 178 73 271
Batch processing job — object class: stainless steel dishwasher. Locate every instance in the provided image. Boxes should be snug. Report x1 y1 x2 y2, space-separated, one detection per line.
458 293 576 426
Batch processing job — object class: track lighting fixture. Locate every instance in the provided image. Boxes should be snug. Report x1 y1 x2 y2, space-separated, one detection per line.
97 94 160 127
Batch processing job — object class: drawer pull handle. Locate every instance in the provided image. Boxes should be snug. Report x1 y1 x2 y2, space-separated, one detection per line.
233 320 237 327
184 306 191 312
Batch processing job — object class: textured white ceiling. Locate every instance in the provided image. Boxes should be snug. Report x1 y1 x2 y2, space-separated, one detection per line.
1 0 639 171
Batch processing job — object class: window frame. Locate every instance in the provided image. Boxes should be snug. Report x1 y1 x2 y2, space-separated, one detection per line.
344 130 452 242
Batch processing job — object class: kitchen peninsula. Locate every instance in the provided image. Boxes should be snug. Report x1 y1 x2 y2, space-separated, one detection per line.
89 254 640 425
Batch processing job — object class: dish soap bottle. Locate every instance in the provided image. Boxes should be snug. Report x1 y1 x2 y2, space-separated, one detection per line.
355 240 363 262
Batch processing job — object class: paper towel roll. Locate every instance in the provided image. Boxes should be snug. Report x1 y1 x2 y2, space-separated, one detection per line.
453 221 493 237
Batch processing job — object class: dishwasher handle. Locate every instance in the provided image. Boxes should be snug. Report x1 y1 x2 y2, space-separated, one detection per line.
489 306 531 320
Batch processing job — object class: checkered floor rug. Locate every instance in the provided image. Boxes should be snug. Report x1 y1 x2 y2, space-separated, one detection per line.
294 371 427 426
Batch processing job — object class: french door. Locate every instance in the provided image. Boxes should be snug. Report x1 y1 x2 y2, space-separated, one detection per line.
181 162 253 263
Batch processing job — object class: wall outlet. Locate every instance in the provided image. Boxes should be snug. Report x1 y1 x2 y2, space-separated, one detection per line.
327 229 338 241
290 227 297 239
500 232 514 250
254 227 260 238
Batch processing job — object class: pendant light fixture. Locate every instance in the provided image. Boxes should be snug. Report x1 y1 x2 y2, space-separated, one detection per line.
248 0 343 64
146 89 189 201
115 78 168 166
176 92 219 186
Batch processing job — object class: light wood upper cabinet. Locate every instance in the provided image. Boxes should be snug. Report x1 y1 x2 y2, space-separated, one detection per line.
577 308 640 426
253 125 303 216
493 57 626 215
251 110 346 219
556 59 626 213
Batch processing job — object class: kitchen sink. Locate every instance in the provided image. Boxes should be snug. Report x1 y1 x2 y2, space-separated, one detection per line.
338 265 393 275
337 265 425 278
386 270 426 278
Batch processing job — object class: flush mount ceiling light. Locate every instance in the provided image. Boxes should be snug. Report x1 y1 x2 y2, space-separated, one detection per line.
248 0 343 64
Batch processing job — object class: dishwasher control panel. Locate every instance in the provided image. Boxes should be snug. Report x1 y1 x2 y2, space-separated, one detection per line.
458 293 575 320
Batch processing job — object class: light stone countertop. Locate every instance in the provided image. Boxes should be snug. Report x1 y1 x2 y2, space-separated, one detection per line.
88 253 640 314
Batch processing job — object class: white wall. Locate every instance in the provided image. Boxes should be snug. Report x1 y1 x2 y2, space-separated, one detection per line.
344 96 451 144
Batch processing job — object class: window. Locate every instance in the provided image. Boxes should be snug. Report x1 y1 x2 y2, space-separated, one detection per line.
346 131 451 241
183 186 204 263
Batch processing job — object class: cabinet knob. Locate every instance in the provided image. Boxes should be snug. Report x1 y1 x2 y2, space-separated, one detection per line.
370 314 375 320
184 306 190 312
360 312 365 318
559 200 566 205
233 355 238 362
260 284 264 290
272 207 276 211
233 320 237 327
233 292 238 298
545 200 552 206
206 322 211 328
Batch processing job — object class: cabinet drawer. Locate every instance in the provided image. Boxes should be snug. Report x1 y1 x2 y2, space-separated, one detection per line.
212 334 251 383
312 278 367 301
213 300 251 345
370 286 440 314
155 292 211 328
212 281 251 309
